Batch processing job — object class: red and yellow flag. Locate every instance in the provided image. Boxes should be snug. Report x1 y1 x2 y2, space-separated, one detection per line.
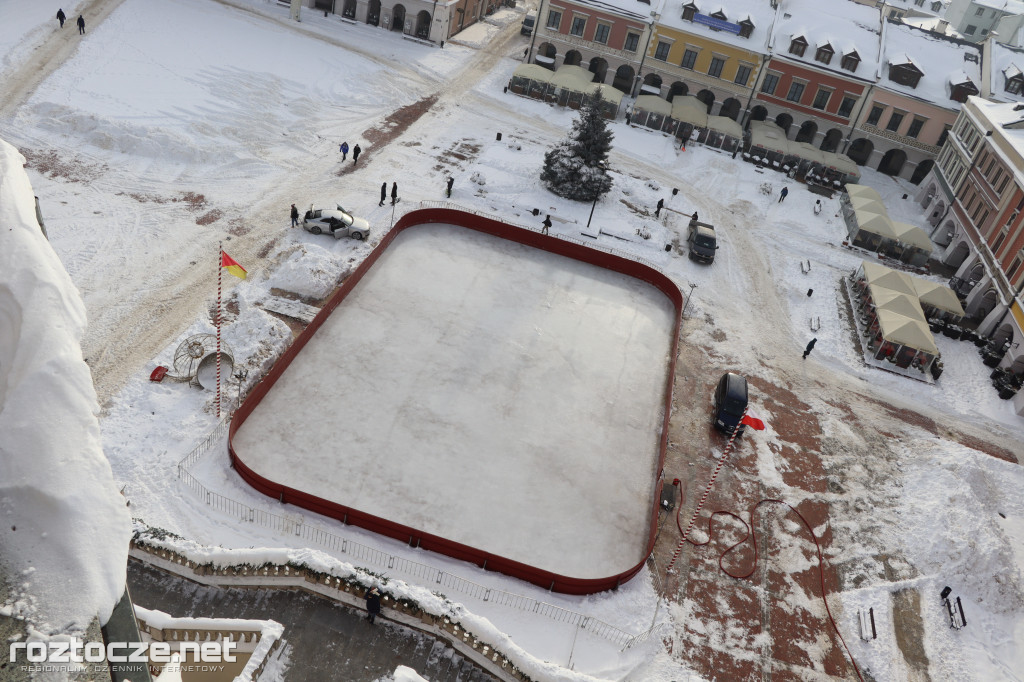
221 251 247 280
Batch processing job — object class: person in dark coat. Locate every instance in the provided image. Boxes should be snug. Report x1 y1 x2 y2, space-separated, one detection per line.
339 141 349 160
57 9 66 27
77 14 85 34
290 203 299 227
391 182 398 205
655 198 664 217
352 144 361 164
379 182 387 207
365 587 381 624
803 337 817 359
541 214 552 235
446 177 454 198
778 186 789 203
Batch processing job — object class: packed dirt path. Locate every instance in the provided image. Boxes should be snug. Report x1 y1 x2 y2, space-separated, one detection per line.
4 2 523 406
0 0 129 119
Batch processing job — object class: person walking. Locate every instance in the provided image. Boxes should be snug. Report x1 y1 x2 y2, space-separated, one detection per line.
77 14 85 34
446 177 454 198
290 203 299 227
541 214 552 235
365 587 381 624
379 182 387 207
814 199 822 215
655 198 664 217
339 141 349 161
352 144 361 164
57 9 66 28
390 182 398 205
803 337 817 359
778 186 789 203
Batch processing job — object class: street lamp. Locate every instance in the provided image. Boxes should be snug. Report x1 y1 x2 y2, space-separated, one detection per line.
683 282 698 317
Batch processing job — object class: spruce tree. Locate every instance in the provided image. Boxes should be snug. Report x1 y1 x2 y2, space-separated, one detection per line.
540 90 614 202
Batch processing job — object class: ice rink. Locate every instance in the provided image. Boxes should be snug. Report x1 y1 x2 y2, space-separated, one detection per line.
232 223 677 579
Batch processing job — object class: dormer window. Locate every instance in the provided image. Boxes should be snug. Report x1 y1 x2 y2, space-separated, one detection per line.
789 36 807 57
951 80 979 103
682 2 698 21
710 10 727 20
841 52 860 72
738 18 754 38
889 61 924 88
1007 73 1024 95
815 44 834 65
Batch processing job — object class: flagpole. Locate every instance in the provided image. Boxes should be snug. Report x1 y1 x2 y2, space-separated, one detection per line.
216 242 222 419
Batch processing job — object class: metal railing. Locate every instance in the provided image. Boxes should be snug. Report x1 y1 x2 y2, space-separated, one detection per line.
174 424 657 650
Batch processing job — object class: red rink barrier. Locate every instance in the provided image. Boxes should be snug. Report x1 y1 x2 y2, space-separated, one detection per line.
229 208 683 595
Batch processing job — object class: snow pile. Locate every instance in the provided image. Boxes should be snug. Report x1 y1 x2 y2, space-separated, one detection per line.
265 243 350 300
374 666 430 682
0 137 131 631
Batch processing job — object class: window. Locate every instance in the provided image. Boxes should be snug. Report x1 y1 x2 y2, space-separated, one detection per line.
569 15 586 36
812 88 832 110
867 105 885 126
932 1 942 10
789 38 807 57
838 95 856 118
907 117 926 139
975 6 985 15
738 19 754 38
594 23 610 44
654 41 671 61
915 0 924 6
624 32 640 52
889 63 923 88
546 10 562 29
951 81 979 103
708 57 726 78
682 2 697 21
786 81 806 102
681 49 699 69
1007 75 1024 95
992 228 1008 254
886 111 905 133
1009 254 1024 280
982 29 989 35
815 45 833 65
734 64 752 85
841 53 860 73
937 124 951 147
985 158 997 177
999 176 1011 194
761 72 780 95
965 24 977 35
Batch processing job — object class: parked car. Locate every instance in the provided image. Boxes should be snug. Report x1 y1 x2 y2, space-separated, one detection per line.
688 222 718 263
712 372 748 436
302 205 370 240
521 11 536 35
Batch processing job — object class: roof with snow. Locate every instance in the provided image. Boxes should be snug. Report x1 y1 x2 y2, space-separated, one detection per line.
988 41 1024 103
555 0 667 23
879 22 981 109
770 0 883 80
657 0 775 52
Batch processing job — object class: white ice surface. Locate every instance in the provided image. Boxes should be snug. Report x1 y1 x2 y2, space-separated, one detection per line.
233 223 675 578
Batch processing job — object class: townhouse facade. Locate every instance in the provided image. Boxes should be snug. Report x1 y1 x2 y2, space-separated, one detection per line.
752 0 880 159
293 0 467 42
918 98 1024 392
526 0 658 94
637 0 774 120
848 22 980 182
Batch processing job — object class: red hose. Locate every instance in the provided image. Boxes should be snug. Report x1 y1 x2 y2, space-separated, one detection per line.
674 486 865 682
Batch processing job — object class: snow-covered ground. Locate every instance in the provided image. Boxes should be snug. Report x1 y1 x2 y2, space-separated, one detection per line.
0 0 1022 680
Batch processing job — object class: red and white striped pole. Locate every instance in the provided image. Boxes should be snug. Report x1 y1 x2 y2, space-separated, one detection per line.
216 243 222 419
665 409 747 574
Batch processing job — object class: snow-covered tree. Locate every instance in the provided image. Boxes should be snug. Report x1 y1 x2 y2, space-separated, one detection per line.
540 90 614 202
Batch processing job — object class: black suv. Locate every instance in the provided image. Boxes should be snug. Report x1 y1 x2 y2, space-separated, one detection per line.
713 372 748 436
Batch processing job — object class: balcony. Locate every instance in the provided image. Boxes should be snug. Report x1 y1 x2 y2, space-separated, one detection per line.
862 123 942 155
535 26 643 63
